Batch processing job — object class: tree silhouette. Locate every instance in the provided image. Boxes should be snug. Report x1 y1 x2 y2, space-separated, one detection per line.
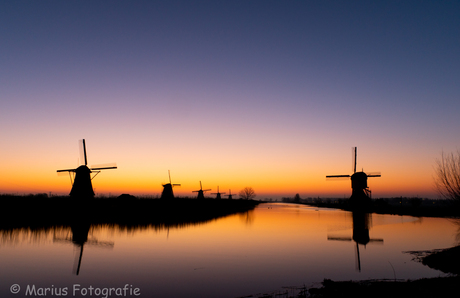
239 187 256 200
434 150 460 202
294 193 301 203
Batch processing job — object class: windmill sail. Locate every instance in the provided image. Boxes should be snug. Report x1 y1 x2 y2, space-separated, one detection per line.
57 139 117 198
161 170 181 199
192 181 211 199
326 147 381 206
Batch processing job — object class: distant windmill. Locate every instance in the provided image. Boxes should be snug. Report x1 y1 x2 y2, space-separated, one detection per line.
192 181 211 199
225 189 236 200
161 170 181 199
326 147 381 205
57 139 117 198
211 186 226 199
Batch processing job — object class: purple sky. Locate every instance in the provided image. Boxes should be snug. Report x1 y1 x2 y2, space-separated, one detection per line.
1 1 459 198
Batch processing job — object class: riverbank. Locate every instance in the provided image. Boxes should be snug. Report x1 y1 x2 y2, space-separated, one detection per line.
293 198 460 218
307 275 460 298
0 194 260 230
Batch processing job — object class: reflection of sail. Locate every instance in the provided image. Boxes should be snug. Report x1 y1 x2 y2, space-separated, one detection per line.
328 212 383 271
53 223 114 275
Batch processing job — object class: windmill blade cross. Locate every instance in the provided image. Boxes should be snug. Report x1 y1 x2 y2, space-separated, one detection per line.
326 175 351 178
79 139 88 166
90 166 117 171
57 168 77 173
367 172 381 177
328 236 353 241
352 147 357 173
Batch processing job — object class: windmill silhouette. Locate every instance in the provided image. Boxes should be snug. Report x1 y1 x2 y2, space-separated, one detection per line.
326 147 381 207
53 224 114 275
225 189 236 200
328 212 383 272
211 186 225 199
57 139 117 198
161 170 181 199
192 181 211 199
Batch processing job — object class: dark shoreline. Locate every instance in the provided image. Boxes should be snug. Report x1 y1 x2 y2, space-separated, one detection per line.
0 194 260 230
293 198 460 218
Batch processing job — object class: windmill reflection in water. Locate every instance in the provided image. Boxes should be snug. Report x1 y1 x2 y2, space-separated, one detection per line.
328 212 384 271
53 224 114 275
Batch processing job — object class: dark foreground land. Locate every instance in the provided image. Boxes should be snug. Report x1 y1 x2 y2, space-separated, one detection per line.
0 194 260 229
243 245 460 298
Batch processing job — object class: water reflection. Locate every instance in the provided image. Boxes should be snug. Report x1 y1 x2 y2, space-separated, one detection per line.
53 222 114 275
0 203 458 298
328 211 383 271
238 210 255 225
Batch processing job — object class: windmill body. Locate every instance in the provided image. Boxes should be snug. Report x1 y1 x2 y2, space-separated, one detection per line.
161 170 181 199
161 184 174 199
57 139 117 198
326 147 381 208
69 165 95 197
225 189 235 199
193 181 211 199
211 186 225 200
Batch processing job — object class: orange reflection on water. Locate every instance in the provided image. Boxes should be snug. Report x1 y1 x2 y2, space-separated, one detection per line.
1 203 459 298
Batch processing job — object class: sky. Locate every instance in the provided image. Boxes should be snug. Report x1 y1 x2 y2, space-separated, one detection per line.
1 0 459 199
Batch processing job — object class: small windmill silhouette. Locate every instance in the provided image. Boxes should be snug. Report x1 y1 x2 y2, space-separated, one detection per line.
326 147 380 205
57 139 117 198
161 170 181 199
211 186 226 199
192 181 211 199
225 189 236 200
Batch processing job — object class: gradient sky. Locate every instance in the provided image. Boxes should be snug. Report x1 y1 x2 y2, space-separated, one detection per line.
1 1 459 199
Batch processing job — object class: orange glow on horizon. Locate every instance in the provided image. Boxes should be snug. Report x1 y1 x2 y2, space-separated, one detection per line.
0 141 439 199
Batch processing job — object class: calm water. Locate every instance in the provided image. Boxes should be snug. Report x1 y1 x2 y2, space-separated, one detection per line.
1 203 458 298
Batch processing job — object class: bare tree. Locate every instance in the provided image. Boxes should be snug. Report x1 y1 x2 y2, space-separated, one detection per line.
434 150 460 202
294 193 301 203
239 187 256 200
